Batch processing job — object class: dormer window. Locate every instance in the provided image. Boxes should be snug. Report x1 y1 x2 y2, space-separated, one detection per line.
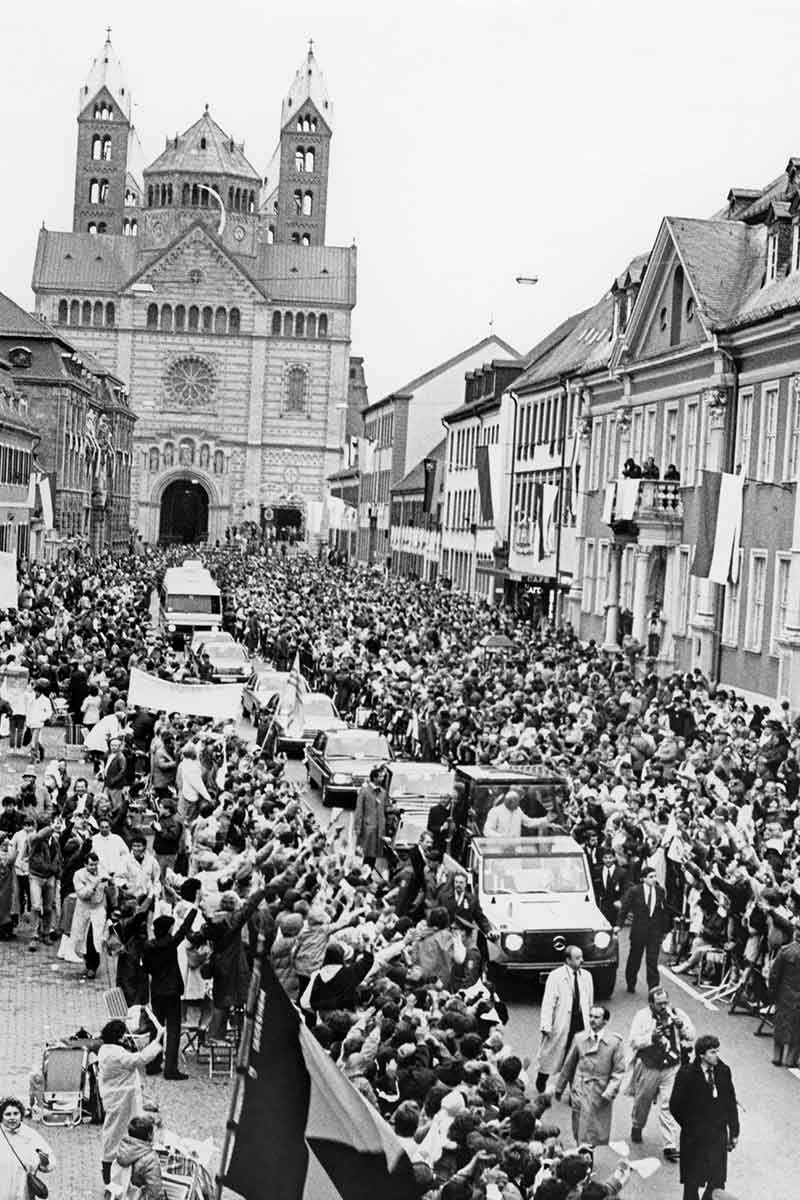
8 347 31 370
767 231 779 282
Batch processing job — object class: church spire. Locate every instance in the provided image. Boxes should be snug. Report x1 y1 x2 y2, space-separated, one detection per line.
280 42 332 132
78 29 132 120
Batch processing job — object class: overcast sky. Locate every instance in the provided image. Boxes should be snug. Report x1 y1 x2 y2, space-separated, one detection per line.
3 0 800 399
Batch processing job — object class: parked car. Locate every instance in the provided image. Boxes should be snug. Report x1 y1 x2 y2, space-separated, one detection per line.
468 834 618 997
306 728 393 809
241 670 291 720
272 692 347 754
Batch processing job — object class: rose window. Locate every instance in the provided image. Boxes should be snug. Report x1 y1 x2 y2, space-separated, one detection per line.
164 357 214 408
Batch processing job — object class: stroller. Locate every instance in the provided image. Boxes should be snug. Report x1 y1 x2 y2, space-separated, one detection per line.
39 1042 96 1127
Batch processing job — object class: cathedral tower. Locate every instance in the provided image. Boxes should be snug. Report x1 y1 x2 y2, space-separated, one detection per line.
73 31 132 236
274 44 332 246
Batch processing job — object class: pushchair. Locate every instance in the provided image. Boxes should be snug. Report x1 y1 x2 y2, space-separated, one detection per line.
113 1134 215 1200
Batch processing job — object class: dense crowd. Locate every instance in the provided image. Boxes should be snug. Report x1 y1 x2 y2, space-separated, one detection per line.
0 544 797 1200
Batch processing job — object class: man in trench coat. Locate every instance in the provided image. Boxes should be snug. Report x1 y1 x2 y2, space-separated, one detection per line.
552 1004 626 1145
669 1034 739 1200
353 766 387 867
535 945 594 1092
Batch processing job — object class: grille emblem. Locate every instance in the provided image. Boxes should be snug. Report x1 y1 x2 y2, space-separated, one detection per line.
552 935 566 952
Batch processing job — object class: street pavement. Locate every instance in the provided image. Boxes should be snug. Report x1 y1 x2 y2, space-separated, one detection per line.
0 727 797 1198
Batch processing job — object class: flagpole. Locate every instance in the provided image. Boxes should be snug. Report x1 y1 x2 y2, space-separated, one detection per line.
215 932 267 1200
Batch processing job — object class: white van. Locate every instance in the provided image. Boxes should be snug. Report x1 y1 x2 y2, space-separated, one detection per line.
159 559 222 646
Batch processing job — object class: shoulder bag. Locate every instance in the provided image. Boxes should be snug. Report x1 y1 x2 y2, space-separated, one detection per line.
1 1126 49 1198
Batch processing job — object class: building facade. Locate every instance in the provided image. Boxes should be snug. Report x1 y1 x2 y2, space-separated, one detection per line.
389 438 445 582
0 357 37 561
441 359 523 601
573 167 800 708
356 336 516 566
0 292 135 556
32 34 356 546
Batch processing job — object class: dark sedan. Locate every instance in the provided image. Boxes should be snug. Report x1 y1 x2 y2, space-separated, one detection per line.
306 728 392 809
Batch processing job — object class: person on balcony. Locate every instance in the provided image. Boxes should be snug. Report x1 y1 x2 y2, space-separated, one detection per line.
622 457 642 478
664 463 681 481
642 456 660 479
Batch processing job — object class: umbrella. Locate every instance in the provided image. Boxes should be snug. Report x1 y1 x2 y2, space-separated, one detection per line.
478 633 515 652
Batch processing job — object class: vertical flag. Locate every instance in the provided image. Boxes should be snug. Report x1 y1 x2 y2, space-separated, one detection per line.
423 458 441 514
221 958 416 1200
475 444 494 523
691 471 722 579
285 652 309 736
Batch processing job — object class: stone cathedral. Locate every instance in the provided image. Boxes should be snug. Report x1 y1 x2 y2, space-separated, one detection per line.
31 33 357 544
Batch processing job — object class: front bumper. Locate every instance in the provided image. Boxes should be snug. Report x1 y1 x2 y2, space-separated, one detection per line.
489 929 618 974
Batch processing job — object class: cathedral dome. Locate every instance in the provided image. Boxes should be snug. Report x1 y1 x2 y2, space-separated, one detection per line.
145 109 260 182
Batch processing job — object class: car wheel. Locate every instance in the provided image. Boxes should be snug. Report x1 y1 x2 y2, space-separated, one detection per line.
594 965 617 1000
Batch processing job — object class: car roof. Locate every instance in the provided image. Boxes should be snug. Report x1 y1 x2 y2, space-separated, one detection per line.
472 836 582 856
455 765 567 784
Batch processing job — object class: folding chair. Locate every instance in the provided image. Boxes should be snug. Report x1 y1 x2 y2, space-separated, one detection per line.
40 1044 88 1126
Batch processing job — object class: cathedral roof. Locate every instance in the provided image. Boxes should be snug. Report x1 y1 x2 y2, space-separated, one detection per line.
78 32 131 120
32 231 142 291
281 46 332 131
145 110 261 181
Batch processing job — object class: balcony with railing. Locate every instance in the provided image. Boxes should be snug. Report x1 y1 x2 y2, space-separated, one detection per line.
604 478 683 544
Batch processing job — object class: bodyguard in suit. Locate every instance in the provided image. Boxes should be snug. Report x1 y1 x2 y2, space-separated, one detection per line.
596 849 628 924
615 863 668 992
669 1034 740 1200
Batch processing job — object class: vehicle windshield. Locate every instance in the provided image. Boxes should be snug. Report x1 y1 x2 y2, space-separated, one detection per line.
389 768 452 798
166 593 220 614
254 674 289 692
326 732 390 758
211 645 248 663
482 854 588 895
298 696 336 716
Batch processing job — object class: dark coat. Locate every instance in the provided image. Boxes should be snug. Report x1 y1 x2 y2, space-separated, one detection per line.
141 909 196 998
617 881 668 936
205 889 266 1009
669 1058 739 1187
435 882 490 936
769 939 800 1045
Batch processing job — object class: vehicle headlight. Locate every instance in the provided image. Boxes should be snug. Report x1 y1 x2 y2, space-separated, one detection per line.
331 773 351 785
594 930 612 950
167 623 176 632
504 933 524 953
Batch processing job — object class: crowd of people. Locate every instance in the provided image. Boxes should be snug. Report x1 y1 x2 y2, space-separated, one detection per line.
0 543 796 1199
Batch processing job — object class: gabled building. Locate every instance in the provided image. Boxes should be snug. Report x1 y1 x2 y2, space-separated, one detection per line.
440 357 525 600
0 356 38 561
31 34 356 546
355 335 517 565
576 157 800 707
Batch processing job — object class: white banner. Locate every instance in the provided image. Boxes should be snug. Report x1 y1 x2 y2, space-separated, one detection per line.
0 552 18 610
127 667 242 720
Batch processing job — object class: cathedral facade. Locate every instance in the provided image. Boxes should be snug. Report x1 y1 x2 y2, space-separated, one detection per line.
31 35 356 545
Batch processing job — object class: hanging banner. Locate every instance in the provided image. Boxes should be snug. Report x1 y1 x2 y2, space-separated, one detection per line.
127 667 242 720
0 552 18 610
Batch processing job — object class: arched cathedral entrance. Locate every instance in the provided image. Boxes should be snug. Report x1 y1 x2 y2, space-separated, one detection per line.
159 479 210 545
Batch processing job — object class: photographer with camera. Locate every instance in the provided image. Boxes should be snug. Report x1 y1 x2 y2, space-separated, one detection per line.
627 985 695 1162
